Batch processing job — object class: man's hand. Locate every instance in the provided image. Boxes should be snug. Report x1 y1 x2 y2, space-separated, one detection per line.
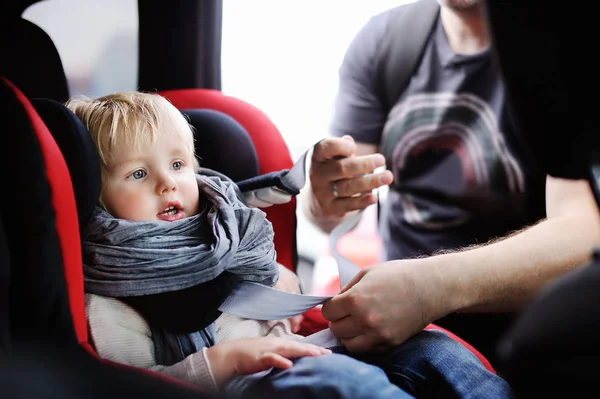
305 136 393 231
273 263 304 332
206 337 331 386
321 260 446 353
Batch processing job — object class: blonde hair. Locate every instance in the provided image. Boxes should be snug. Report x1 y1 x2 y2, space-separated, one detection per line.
66 91 199 177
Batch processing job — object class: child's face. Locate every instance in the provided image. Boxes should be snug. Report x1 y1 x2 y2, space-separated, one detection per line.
100 130 199 222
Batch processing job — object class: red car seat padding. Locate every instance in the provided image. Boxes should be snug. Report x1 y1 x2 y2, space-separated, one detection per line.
1 77 87 349
1 77 204 392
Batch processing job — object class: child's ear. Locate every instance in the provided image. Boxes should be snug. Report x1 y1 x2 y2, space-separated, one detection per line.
97 198 107 211
97 191 109 211
97 176 109 210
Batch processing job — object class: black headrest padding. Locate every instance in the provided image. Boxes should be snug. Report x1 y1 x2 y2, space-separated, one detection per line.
31 98 101 231
0 79 76 342
0 19 69 101
182 109 259 182
0 214 10 351
2 1 42 17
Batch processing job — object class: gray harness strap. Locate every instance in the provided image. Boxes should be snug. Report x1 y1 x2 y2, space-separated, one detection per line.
220 145 366 346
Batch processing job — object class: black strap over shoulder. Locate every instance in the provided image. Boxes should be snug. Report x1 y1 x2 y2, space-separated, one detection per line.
373 0 440 116
372 0 440 215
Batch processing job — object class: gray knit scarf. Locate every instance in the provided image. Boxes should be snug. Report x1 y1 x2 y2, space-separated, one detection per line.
81 172 279 365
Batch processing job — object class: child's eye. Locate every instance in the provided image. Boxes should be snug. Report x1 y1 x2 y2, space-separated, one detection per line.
128 169 147 180
171 161 183 170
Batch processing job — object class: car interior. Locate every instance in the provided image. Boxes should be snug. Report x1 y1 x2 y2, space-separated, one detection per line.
1 0 599 397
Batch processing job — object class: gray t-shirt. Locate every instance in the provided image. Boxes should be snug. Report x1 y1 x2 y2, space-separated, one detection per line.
331 5 546 262
330 4 547 362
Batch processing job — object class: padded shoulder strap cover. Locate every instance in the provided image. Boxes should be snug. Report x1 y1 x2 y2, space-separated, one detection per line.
373 0 440 115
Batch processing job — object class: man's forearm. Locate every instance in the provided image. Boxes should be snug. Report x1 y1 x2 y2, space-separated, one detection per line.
427 214 600 314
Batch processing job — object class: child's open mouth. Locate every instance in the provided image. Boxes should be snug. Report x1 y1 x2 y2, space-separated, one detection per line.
160 206 179 216
157 203 184 221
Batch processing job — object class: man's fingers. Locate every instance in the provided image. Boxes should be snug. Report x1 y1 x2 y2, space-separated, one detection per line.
327 193 377 216
332 171 393 199
328 315 365 339
322 270 368 321
338 268 367 295
315 154 386 182
340 332 380 354
321 289 357 322
312 138 356 163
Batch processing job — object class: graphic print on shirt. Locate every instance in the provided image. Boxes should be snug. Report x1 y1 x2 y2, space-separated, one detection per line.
381 92 525 230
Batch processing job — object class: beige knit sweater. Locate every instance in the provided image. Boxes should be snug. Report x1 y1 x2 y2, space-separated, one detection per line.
85 293 302 392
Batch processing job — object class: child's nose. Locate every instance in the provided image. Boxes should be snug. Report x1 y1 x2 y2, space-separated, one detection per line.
156 174 177 194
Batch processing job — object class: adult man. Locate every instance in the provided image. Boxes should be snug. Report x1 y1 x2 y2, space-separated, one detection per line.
301 0 600 364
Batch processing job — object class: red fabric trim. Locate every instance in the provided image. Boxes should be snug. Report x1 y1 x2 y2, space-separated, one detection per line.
79 342 98 357
3 78 88 348
296 307 329 337
159 89 296 270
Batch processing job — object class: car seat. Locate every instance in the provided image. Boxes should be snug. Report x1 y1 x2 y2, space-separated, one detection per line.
0 1 69 102
0 76 211 397
0 210 208 399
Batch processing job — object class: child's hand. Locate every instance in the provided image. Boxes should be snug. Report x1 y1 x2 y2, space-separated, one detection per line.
273 263 304 332
206 337 331 386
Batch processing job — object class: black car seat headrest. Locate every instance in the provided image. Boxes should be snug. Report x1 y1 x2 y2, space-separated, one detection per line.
0 213 9 351
0 76 81 344
181 108 259 182
31 98 101 232
0 1 69 101
3 0 40 16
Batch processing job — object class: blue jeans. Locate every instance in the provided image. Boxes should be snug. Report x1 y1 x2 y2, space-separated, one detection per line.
229 330 511 398
232 352 413 399
350 330 511 398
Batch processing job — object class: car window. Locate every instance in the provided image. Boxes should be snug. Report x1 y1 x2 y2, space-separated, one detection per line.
23 0 139 98
222 1 411 281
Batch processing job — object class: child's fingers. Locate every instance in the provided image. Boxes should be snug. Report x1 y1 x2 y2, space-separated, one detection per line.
260 353 293 370
273 342 332 359
316 346 332 355
239 341 332 375
288 315 304 333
